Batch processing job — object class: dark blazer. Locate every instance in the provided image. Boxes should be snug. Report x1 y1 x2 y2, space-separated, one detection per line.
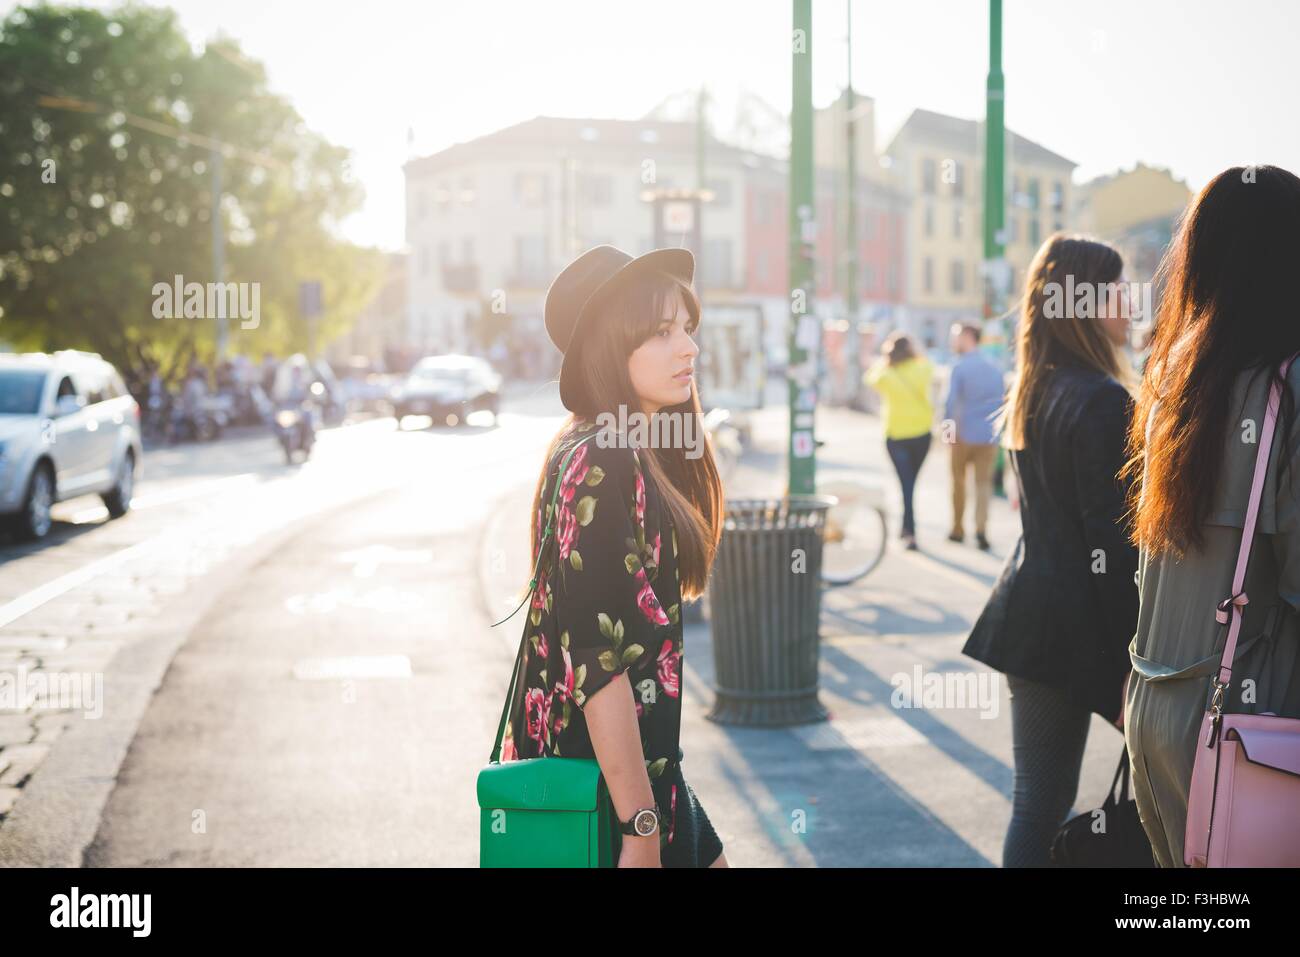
962 362 1139 724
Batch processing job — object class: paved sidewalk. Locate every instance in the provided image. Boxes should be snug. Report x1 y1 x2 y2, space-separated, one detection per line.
482 399 1128 866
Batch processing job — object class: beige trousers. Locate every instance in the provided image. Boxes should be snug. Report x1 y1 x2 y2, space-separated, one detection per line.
950 441 996 536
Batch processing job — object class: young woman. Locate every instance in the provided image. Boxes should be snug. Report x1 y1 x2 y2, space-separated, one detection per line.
500 244 727 868
962 233 1140 867
1122 165 1300 867
864 333 935 549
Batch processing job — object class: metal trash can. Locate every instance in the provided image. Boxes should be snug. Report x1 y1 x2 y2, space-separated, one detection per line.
706 495 836 726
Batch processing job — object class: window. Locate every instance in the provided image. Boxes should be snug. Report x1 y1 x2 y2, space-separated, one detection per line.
923 257 934 294
578 172 613 206
72 370 106 405
887 263 899 295
1050 181 1064 212
459 176 476 204
951 160 964 197
705 178 731 208
515 236 548 281
950 260 964 293
754 249 771 284
701 238 733 287
924 204 934 238
515 172 548 207
1029 217 1040 247
863 263 877 291
1027 178 1040 211
953 208 962 239
921 157 937 195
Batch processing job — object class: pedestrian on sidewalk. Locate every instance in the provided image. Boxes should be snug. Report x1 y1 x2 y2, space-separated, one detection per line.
962 233 1140 867
501 244 728 868
943 323 1006 550
1122 165 1300 867
864 332 935 550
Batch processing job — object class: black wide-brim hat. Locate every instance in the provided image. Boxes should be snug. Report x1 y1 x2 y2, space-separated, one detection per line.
544 244 695 413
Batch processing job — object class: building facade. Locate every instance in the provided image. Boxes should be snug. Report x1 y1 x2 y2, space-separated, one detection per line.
883 108 1077 352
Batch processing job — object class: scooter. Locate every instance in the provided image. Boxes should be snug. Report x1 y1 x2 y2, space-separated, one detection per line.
273 403 315 463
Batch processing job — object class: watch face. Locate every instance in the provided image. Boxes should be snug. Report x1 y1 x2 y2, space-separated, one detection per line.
634 809 658 837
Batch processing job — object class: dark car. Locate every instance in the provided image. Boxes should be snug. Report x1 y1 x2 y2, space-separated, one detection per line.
390 355 501 428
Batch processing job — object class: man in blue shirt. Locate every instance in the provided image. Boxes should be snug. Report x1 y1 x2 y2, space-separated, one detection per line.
942 323 1006 550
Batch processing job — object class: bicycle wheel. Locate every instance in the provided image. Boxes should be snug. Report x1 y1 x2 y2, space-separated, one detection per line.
817 477 888 585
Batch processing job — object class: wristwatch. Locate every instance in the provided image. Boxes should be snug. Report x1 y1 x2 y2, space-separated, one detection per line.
619 805 661 838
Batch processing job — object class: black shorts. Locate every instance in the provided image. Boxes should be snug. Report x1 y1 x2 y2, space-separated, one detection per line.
660 748 724 868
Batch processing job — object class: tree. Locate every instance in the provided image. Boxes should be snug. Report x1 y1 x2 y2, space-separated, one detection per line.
0 3 382 381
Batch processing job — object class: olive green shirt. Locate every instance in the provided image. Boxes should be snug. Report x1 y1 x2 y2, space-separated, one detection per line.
1126 360 1300 866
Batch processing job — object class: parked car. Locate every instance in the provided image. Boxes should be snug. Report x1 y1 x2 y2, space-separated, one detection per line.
0 350 143 540
390 355 501 427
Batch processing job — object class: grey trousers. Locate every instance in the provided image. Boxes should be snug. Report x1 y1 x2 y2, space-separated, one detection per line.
1003 672 1092 867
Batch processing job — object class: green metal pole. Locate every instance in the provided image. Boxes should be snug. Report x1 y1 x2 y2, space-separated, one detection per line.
982 0 1005 283
983 0 1008 495
844 1 859 408
788 0 816 495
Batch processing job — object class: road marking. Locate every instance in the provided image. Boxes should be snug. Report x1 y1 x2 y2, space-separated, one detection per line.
791 713 928 750
0 538 158 629
291 655 412 680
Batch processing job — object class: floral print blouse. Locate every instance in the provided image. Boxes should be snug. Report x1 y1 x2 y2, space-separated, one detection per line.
502 421 685 844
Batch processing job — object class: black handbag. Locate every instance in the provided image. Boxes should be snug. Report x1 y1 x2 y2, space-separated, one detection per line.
1049 747 1155 867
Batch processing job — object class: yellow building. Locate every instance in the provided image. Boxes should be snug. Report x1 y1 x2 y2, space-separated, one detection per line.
1073 163 1192 292
882 108 1077 351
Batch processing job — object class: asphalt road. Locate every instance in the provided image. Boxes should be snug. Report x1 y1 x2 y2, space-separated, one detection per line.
0 381 1124 867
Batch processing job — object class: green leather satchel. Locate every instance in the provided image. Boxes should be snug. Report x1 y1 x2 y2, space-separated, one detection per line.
477 432 622 868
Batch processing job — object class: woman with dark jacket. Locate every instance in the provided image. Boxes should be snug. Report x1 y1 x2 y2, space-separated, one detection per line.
963 234 1140 867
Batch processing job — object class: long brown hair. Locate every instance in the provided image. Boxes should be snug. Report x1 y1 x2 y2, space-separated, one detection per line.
529 269 723 600
1122 165 1300 558
996 233 1136 450
882 331 916 366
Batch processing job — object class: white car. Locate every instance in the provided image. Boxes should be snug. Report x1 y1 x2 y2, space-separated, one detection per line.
0 351 142 540
390 355 501 427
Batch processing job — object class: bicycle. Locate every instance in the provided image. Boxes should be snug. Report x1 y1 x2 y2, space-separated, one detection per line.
816 474 889 586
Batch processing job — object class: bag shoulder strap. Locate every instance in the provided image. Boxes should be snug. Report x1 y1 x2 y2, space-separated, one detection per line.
488 430 601 763
1214 353 1300 689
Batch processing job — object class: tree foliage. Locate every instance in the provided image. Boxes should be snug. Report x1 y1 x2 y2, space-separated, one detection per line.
0 2 383 380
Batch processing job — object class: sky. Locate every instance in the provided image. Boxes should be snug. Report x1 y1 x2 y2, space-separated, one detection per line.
21 0 1300 251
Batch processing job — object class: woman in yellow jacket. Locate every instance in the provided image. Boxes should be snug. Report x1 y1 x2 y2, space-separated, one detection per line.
864 332 935 549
